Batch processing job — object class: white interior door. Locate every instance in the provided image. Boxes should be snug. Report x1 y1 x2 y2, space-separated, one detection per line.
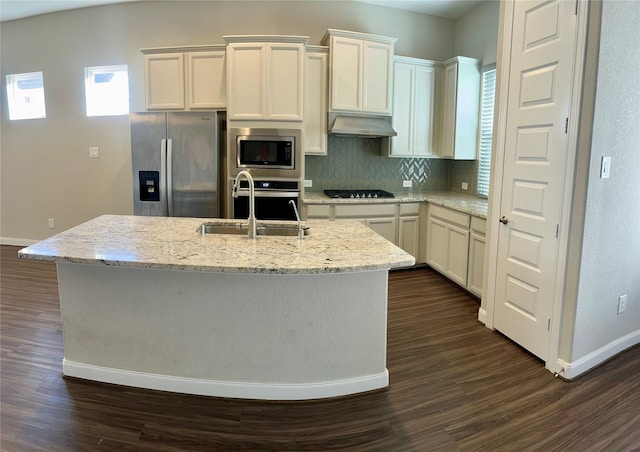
493 0 578 360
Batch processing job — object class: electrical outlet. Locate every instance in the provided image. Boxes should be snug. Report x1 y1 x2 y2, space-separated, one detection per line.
617 294 627 314
461 182 469 190
48 218 55 229
304 179 312 188
402 180 412 188
89 146 100 158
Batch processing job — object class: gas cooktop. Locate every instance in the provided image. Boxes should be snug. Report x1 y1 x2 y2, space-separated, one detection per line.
324 189 395 199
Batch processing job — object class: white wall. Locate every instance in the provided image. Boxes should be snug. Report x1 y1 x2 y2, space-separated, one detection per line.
1 0 454 243
453 0 499 66
559 0 640 376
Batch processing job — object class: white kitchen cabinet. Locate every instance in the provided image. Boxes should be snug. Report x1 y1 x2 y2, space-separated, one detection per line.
388 56 438 158
426 204 470 287
467 216 487 298
438 56 480 160
304 46 328 155
144 52 185 110
303 202 423 263
225 36 307 121
186 51 226 109
335 204 397 243
322 29 396 115
398 203 420 259
142 46 226 111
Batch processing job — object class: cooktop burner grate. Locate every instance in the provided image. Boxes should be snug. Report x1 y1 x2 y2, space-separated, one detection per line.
324 189 395 199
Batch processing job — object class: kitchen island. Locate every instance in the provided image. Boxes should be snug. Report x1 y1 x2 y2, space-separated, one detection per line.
19 215 414 400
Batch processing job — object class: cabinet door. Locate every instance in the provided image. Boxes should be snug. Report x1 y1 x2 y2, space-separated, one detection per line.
267 43 304 121
304 49 328 155
441 62 458 158
426 217 448 273
145 53 185 110
365 217 397 244
390 62 414 156
362 40 393 114
399 215 419 258
186 51 226 109
467 232 485 297
330 36 362 111
447 223 470 287
227 44 265 120
412 65 436 157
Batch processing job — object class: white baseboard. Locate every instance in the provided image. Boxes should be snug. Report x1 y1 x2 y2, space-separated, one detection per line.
556 329 640 380
478 308 487 325
1 237 37 247
62 359 389 400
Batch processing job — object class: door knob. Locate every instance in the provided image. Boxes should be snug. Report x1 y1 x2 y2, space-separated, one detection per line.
499 216 509 225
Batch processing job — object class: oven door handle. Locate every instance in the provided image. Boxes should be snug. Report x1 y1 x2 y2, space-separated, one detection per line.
235 191 300 198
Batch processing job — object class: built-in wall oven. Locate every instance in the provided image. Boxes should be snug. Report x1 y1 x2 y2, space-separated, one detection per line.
227 128 302 220
232 179 300 221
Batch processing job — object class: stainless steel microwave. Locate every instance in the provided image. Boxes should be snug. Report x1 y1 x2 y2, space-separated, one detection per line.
229 128 301 178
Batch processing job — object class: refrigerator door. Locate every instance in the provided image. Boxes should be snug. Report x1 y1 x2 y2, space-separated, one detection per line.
131 112 168 216
167 112 219 218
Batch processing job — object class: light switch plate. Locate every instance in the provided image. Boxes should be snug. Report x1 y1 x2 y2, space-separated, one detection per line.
600 156 611 178
304 179 312 188
402 180 412 188
89 146 100 158
461 182 468 190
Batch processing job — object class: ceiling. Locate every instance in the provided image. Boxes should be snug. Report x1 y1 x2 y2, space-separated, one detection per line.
0 0 485 23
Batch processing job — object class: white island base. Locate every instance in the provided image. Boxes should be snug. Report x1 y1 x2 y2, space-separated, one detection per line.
58 262 389 401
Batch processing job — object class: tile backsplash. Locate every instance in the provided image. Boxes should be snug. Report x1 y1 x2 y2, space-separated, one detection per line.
305 136 450 193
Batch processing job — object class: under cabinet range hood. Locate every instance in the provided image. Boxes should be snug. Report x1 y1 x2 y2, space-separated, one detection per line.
328 112 397 138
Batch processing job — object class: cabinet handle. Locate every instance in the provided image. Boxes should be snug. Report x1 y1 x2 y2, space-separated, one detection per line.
499 216 509 225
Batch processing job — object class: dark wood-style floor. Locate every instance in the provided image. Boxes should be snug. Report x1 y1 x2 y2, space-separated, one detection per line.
1 245 639 451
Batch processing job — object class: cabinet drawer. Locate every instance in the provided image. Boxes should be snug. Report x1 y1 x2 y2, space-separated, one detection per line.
306 204 331 218
470 216 486 235
399 203 420 216
428 204 470 228
335 204 396 218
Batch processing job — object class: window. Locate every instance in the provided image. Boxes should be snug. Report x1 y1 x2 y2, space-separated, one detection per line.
84 65 129 116
6 72 47 120
477 64 496 198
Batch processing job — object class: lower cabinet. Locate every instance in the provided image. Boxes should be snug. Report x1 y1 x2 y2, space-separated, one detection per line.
426 203 486 296
303 202 421 264
467 216 487 298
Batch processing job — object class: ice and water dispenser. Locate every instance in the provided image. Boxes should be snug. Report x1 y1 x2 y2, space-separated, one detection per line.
138 171 160 202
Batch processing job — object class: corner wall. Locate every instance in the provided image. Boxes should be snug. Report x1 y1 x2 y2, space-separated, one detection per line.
559 0 640 378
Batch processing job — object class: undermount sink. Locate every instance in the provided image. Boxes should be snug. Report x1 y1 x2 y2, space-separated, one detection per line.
197 222 309 237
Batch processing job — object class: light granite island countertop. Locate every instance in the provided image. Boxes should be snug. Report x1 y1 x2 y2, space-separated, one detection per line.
19 215 414 401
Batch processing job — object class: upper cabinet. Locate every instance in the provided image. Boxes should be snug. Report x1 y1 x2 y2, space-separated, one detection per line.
142 45 226 111
224 36 308 121
304 46 329 155
322 29 396 115
438 56 480 160
388 56 438 158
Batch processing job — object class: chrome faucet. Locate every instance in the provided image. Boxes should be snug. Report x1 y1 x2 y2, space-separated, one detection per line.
232 170 256 239
289 200 304 240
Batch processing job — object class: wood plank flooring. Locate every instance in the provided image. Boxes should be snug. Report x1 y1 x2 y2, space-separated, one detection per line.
1 244 639 451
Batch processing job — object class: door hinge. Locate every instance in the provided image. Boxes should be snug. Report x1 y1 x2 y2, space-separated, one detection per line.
565 118 569 134
575 0 579 15
547 318 551 331
556 224 560 238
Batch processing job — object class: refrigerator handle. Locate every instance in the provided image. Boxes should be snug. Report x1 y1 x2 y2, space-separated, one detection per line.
166 138 174 217
160 139 168 216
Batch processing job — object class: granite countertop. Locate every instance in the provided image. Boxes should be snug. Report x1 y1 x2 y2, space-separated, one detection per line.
18 215 415 274
302 191 488 219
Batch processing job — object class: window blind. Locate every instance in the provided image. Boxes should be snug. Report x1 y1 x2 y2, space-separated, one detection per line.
477 66 496 198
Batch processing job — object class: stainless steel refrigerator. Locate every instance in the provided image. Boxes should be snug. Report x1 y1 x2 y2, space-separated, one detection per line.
130 111 225 218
